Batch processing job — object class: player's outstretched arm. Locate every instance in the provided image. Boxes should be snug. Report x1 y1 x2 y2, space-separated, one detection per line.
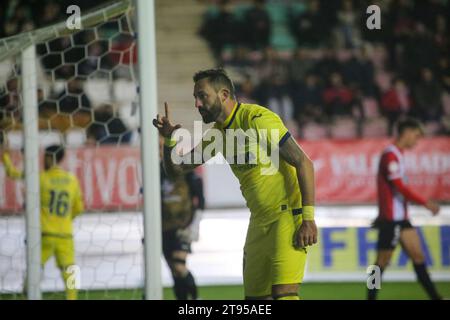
153 102 203 177
279 136 318 248
390 178 440 215
1 151 24 180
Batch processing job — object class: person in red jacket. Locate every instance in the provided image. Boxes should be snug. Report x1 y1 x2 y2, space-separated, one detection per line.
368 118 442 300
380 78 412 135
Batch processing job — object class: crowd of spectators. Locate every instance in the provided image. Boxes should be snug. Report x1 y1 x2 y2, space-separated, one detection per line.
0 0 135 145
0 0 109 38
1 0 449 143
199 0 450 138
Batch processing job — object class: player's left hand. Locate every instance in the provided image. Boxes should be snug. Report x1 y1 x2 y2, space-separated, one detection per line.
294 220 318 249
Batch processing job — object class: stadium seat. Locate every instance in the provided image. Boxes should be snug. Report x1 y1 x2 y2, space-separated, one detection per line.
66 129 87 147
84 79 112 107
424 122 441 136
362 97 380 119
39 131 62 148
6 131 23 150
285 120 299 138
118 102 140 130
51 80 66 94
442 92 450 115
301 122 328 140
374 71 392 93
7 131 65 149
361 117 388 138
113 80 137 105
329 117 358 139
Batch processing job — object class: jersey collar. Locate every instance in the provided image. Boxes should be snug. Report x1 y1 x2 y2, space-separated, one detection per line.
222 102 240 129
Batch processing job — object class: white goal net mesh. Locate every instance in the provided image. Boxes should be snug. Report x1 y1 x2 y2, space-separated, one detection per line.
0 0 147 299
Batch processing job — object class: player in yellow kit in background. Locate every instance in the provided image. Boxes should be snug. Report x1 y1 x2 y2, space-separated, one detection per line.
153 69 317 300
1 142 84 300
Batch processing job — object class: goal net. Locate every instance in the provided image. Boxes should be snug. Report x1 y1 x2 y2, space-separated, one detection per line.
0 0 154 299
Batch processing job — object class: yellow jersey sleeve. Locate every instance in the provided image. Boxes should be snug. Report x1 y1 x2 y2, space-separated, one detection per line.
2 152 24 180
200 124 223 161
247 108 290 148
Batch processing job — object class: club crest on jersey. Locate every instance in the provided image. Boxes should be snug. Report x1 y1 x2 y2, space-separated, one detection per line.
388 161 399 174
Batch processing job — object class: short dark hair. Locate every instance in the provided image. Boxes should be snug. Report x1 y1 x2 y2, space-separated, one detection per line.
396 117 424 136
193 68 236 98
45 144 65 164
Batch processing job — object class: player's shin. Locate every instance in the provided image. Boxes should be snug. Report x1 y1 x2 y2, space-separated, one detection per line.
62 268 78 300
367 264 384 300
413 263 442 300
173 271 198 300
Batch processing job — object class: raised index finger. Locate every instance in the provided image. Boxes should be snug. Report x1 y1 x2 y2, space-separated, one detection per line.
164 102 169 119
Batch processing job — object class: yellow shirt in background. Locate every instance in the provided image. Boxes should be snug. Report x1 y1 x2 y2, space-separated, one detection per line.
2 152 84 237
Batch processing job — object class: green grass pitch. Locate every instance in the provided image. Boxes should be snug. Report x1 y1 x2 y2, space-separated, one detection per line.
2 282 450 300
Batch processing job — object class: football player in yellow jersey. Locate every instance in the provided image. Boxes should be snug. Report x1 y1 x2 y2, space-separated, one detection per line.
1 144 84 300
153 69 317 300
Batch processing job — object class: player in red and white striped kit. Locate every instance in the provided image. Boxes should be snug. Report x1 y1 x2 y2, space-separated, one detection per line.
368 118 442 300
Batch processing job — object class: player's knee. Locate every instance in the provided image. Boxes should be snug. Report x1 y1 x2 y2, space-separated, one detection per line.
411 252 425 264
376 259 389 269
170 262 188 278
376 254 392 268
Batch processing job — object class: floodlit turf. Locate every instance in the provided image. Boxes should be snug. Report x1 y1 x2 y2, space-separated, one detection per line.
2 282 450 300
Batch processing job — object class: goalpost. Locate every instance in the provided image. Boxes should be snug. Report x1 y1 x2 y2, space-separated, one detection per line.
0 0 162 300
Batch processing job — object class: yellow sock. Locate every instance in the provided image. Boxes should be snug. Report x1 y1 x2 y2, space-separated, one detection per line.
62 268 78 300
276 295 300 300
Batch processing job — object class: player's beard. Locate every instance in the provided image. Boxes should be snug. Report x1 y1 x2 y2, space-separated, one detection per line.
199 97 222 124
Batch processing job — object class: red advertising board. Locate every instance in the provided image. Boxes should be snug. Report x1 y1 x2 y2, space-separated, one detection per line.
301 137 450 203
1 137 449 213
0 146 142 213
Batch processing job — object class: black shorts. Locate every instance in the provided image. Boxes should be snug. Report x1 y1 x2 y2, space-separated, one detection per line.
162 229 192 262
372 219 414 250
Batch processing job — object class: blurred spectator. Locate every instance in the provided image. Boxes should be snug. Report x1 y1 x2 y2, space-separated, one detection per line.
341 48 376 96
313 48 341 82
254 48 293 122
235 74 257 104
433 14 449 57
0 78 20 120
380 78 412 135
3 3 35 37
242 0 271 51
198 0 240 62
57 78 91 114
110 33 137 79
438 57 450 93
323 72 354 118
412 68 443 123
413 0 446 29
334 0 361 49
391 0 416 44
400 24 439 82
78 38 112 78
38 37 79 80
292 73 324 125
37 1 62 28
288 0 331 48
223 47 255 77
86 104 132 145
289 49 315 87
